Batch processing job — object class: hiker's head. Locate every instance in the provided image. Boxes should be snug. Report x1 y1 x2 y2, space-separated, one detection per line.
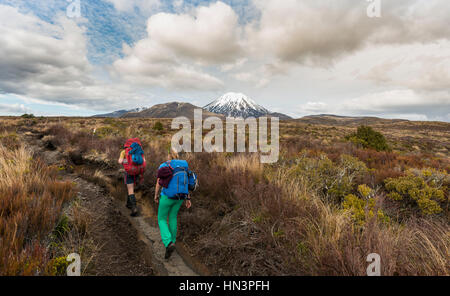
168 147 183 160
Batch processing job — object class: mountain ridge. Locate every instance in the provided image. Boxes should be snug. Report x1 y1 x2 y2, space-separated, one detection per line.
295 114 411 126
121 102 221 119
92 107 148 118
92 92 292 119
92 106 437 125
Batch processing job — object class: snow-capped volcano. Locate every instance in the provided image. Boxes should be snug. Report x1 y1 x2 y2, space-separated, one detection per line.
204 92 271 118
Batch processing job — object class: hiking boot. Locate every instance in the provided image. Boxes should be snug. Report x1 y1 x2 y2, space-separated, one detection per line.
126 195 132 209
130 206 138 217
165 242 175 259
129 194 138 217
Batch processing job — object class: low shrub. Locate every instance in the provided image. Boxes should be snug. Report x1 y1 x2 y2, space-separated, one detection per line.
289 152 368 203
384 169 448 215
153 121 164 131
343 185 389 226
346 125 390 151
47 256 69 276
95 126 117 138
53 215 70 239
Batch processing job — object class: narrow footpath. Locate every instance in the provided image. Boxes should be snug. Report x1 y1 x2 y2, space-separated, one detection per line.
23 129 199 276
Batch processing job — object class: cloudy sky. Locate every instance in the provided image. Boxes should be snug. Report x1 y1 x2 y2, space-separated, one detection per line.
0 0 449 121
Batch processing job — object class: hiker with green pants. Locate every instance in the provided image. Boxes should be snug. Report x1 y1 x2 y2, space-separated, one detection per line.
154 148 197 259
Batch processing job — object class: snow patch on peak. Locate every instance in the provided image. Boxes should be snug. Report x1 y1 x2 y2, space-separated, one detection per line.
204 92 270 118
216 92 251 104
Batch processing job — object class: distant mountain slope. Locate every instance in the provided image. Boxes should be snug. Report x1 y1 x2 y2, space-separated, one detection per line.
92 107 147 118
121 102 221 119
204 92 292 119
296 114 409 126
270 112 293 121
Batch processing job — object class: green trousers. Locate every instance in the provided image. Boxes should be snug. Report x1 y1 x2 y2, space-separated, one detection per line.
157 194 184 247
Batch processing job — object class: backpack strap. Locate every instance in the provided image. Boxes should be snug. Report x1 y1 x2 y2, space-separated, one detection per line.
166 160 174 170
173 167 187 173
166 160 189 173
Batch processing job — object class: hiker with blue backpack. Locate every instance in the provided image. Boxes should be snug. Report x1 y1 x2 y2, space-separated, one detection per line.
154 147 197 259
119 138 146 217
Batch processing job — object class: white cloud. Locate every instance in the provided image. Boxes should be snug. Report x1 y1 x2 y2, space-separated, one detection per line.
326 41 450 121
234 0 450 120
356 41 450 93
233 72 253 82
246 0 450 65
114 58 224 90
0 5 150 110
1 1 449 120
299 102 328 113
295 89 450 121
342 90 449 113
234 0 450 91
233 61 291 88
0 102 31 115
146 1 242 64
173 0 184 9
112 1 244 90
220 58 248 72
105 0 161 13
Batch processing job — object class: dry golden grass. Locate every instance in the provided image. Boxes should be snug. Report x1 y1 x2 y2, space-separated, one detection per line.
269 170 449 275
48 201 98 276
0 144 75 275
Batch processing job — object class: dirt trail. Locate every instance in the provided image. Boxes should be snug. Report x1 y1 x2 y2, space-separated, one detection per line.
23 130 199 276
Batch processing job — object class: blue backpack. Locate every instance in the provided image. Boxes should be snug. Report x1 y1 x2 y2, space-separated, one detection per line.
162 160 198 199
129 142 144 165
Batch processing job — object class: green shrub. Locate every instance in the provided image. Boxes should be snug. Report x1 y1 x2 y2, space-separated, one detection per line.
102 118 115 125
357 184 373 198
95 126 117 138
296 241 309 257
53 215 70 239
153 121 164 131
290 152 368 203
343 194 389 226
48 256 69 276
346 125 390 151
384 169 448 215
110 119 127 130
343 184 389 226
20 113 35 119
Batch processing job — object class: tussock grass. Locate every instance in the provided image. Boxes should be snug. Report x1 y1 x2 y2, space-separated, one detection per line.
0 144 76 275
47 201 98 276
